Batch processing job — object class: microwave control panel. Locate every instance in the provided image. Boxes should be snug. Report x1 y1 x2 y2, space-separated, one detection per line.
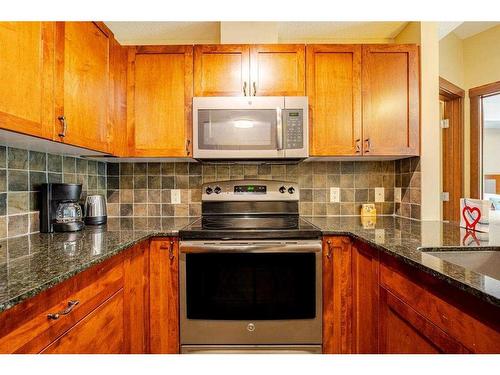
284 109 304 149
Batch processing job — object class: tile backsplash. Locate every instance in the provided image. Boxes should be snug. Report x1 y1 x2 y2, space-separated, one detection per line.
0 143 421 239
0 146 106 239
106 159 421 221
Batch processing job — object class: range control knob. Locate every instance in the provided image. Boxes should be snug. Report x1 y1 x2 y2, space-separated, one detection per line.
288 187 295 194
214 186 222 194
205 187 213 195
279 186 286 193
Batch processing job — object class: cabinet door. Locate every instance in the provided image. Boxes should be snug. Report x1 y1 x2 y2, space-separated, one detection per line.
379 288 469 354
41 290 125 354
250 44 305 96
194 44 249 96
55 22 110 153
306 45 362 156
128 46 193 157
149 238 179 354
0 22 54 139
124 241 150 353
322 236 352 354
362 44 419 156
352 241 379 353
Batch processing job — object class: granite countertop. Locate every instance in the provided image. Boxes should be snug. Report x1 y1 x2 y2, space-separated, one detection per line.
0 217 194 313
1 215 500 314
305 216 500 307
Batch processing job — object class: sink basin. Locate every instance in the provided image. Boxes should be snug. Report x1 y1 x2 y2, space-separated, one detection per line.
422 250 500 280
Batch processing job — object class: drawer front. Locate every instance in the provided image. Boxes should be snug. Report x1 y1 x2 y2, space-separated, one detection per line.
0 257 124 353
379 256 500 353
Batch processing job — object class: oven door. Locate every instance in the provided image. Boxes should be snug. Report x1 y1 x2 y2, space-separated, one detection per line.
179 240 322 345
193 96 285 159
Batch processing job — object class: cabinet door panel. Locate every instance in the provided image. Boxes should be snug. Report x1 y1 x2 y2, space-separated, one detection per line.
128 46 193 157
379 288 468 354
352 242 379 353
307 45 362 156
149 238 179 353
322 236 352 353
362 44 419 156
41 290 125 354
194 45 249 96
0 22 54 138
56 22 110 152
250 45 305 96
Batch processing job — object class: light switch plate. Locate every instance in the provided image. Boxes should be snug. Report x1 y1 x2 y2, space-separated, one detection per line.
330 187 340 203
395 187 402 203
171 189 181 204
375 187 385 202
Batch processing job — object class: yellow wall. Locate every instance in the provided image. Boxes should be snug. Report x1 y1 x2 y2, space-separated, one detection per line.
439 24 500 198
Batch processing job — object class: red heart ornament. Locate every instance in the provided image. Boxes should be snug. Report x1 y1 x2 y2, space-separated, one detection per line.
462 206 481 230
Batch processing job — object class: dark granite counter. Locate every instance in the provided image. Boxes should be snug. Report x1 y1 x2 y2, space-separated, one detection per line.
0 217 195 313
304 216 500 307
1 215 500 314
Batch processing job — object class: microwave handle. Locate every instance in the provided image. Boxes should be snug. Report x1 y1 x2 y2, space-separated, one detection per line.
276 107 283 150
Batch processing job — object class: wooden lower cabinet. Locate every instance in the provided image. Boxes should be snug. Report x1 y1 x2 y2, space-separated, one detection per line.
323 236 500 354
149 238 179 354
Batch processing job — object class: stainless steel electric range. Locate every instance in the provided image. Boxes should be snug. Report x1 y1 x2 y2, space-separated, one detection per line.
179 179 322 354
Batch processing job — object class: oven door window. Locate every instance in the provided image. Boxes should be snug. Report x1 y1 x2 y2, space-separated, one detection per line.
197 109 278 150
186 253 316 320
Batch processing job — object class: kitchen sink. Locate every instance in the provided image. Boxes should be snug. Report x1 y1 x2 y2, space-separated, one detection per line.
421 249 500 280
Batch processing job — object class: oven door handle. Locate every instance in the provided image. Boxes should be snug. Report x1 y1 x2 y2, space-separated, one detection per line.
179 241 322 254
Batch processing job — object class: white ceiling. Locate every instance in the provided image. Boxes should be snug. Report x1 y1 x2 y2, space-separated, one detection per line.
105 22 220 45
453 22 500 39
105 21 409 45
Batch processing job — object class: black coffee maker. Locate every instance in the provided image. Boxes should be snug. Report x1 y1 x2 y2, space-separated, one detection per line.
40 183 85 233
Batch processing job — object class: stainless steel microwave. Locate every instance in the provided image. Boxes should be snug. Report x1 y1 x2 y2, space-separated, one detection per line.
192 96 308 159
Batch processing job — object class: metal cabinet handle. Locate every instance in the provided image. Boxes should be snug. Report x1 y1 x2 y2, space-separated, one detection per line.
160 241 175 260
276 107 283 150
57 116 67 138
326 240 333 259
243 81 248 96
47 300 79 320
364 138 371 153
186 139 191 155
252 81 257 96
355 138 361 153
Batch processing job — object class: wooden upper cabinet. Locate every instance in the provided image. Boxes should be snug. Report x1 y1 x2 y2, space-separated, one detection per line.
0 22 54 139
55 22 111 153
194 44 249 96
127 46 193 157
307 45 362 156
250 44 305 96
362 44 419 156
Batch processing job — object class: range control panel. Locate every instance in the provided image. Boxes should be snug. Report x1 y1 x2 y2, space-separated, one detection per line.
202 180 299 201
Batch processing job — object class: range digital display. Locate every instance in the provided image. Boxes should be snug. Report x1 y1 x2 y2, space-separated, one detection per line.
234 185 267 194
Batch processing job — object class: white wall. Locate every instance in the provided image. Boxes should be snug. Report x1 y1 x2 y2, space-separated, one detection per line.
483 128 500 174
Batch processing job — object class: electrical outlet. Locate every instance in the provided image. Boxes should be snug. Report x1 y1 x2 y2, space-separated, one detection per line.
330 187 340 203
375 187 385 202
171 189 181 204
395 187 402 203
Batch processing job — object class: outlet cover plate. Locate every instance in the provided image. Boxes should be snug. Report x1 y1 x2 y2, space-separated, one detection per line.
171 189 181 204
375 187 385 202
330 187 340 203
395 187 401 203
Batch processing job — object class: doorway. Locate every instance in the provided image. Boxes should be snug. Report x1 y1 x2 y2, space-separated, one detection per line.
469 81 500 201
440 77 464 222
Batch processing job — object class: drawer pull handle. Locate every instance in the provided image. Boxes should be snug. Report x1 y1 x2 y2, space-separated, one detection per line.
57 116 67 138
160 241 176 260
326 240 333 259
47 300 79 320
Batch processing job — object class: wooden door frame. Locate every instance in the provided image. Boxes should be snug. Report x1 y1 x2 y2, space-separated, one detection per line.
439 77 464 222
469 81 500 198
